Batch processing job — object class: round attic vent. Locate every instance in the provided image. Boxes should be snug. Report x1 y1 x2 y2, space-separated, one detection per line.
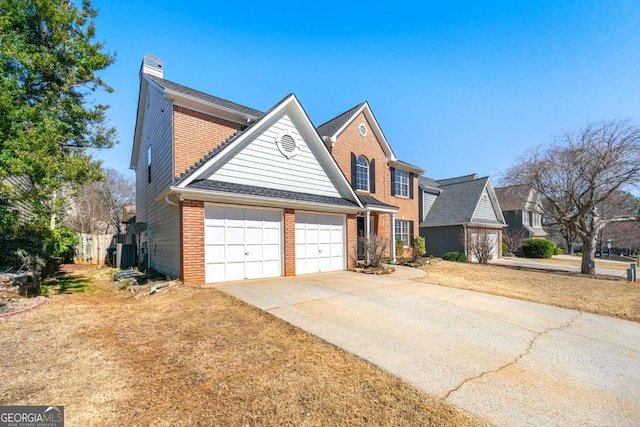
275 130 300 159
358 123 368 137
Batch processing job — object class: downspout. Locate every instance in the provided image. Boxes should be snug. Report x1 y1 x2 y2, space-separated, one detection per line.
164 195 178 207
463 224 468 259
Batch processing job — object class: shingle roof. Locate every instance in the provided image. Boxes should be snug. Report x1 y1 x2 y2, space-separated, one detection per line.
494 185 532 211
435 173 478 186
392 159 425 173
187 180 359 208
148 75 264 118
357 194 398 209
418 176 441 193
316 102 366 138
421 176 497 227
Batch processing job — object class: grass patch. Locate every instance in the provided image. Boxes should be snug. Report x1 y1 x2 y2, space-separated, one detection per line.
422 260 640 322
0 264 485 426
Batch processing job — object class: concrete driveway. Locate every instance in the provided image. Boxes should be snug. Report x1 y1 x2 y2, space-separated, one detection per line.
214 267 640 426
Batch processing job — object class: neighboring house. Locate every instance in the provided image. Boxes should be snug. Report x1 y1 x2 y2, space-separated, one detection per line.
419 174 506 261
494 185 548 239
131 55 365 284
317 102 424 259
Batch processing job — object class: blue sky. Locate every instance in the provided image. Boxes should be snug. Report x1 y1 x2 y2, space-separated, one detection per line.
90 0 640 184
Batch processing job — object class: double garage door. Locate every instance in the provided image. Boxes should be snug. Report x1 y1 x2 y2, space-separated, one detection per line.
204 206 344 283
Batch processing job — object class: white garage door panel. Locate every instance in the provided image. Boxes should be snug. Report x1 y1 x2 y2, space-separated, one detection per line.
205 206 282 283
471 231 499 262
295 213 345 275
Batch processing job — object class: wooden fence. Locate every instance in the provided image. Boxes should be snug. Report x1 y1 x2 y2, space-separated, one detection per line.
75 233 114 265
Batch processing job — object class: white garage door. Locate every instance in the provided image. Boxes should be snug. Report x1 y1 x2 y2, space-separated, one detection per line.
205 206 282 283
470 231 499 262
295 213 344 275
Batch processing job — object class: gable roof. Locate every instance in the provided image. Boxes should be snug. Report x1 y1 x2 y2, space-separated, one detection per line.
316 101 397 162
147 75 264 118
316 102 366 139
420 174 505 227
172 93 363 209
494 185 534 211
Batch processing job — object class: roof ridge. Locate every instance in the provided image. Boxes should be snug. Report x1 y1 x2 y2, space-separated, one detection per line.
147 75 264 117
316 101 366 137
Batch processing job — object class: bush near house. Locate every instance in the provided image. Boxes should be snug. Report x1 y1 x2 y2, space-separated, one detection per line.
442 251 467 262
502 242 509 256
522 238 555 258
412 236 426 260
554 246 563 255
395 239 404 258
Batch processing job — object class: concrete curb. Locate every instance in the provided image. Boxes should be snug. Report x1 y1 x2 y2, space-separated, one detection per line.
0 296 47 320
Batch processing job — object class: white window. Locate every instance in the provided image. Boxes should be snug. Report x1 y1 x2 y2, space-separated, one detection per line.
394 170 409 197
532 212 541 227
522 211 529 225
395 220 410 247
355 156 369 191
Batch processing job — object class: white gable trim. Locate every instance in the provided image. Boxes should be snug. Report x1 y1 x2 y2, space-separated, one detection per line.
470 178 506 225
330 102 397 162
176 94 363 208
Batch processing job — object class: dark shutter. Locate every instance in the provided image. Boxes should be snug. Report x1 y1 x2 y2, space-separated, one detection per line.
369 159 376 193
409 220 414 245
390 167 396 196
350 152 356 190
409 173 414 199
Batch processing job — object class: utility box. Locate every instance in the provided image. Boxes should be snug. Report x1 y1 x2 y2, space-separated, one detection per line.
116 243 137 269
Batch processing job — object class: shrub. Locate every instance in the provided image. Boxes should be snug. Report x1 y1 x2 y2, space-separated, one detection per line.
358 234 390 268
442 251 467 262
553 245 562 255
46 226 79 263
412 236 426 261
522 238 555 258
0 233 47 272
395 239 405 258
502 242 509 256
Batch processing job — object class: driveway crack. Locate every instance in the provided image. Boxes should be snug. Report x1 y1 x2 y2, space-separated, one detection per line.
444 311 583 400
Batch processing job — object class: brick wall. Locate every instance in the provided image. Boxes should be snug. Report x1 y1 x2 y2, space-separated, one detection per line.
173 106 243 178
346 214 357 268
284 209 295 276
180 199 205 285
329 112 420 249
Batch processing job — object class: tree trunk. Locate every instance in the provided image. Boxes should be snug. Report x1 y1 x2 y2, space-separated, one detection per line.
581 235 597 274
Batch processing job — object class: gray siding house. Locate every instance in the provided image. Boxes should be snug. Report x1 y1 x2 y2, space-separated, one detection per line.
494 185 548 239
419 174 506 261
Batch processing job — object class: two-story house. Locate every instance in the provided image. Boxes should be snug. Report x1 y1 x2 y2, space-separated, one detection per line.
132 55 427 285
494 185 548 239
317 103 424 260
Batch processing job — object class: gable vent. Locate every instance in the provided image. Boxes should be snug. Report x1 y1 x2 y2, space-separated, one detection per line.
275 130 300 159
281 134 296 152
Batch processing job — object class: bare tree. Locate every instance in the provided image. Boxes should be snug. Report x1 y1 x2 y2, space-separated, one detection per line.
357 233 390 268
505 120 640 274
66 169 135 234
502 228 527 255
469 229 497 264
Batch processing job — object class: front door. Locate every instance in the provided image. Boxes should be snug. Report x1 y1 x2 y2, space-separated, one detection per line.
357 216 365 260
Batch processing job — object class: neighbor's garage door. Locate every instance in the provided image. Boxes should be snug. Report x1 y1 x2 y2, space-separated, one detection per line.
295 213 345 275
205 205 282 283
470 231 499 262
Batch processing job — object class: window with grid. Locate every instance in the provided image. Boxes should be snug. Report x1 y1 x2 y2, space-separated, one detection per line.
394 170 409 197
355 156 369 191
395 220 410 247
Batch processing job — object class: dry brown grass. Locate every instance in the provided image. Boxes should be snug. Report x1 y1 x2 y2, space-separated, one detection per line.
517 256 632 271
0 264 485 427
422 260 640 322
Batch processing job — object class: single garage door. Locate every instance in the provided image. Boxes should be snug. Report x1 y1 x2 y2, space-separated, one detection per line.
205 205 282 283
295 213 344 275
470 231 499 262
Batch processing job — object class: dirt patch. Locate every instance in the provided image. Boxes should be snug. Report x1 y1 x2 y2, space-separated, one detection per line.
421 261 640 322
0 264 485 426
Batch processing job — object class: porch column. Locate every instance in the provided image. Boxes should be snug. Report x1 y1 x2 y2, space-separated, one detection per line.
391 213 396 264
365 210 371 264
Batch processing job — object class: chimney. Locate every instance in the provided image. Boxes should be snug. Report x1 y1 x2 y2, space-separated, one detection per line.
141 54 163 79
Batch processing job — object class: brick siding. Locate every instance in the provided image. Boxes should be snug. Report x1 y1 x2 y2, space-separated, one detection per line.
284 209 295 276
173 106 243 178
329 112 420 254
180 199 205 284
